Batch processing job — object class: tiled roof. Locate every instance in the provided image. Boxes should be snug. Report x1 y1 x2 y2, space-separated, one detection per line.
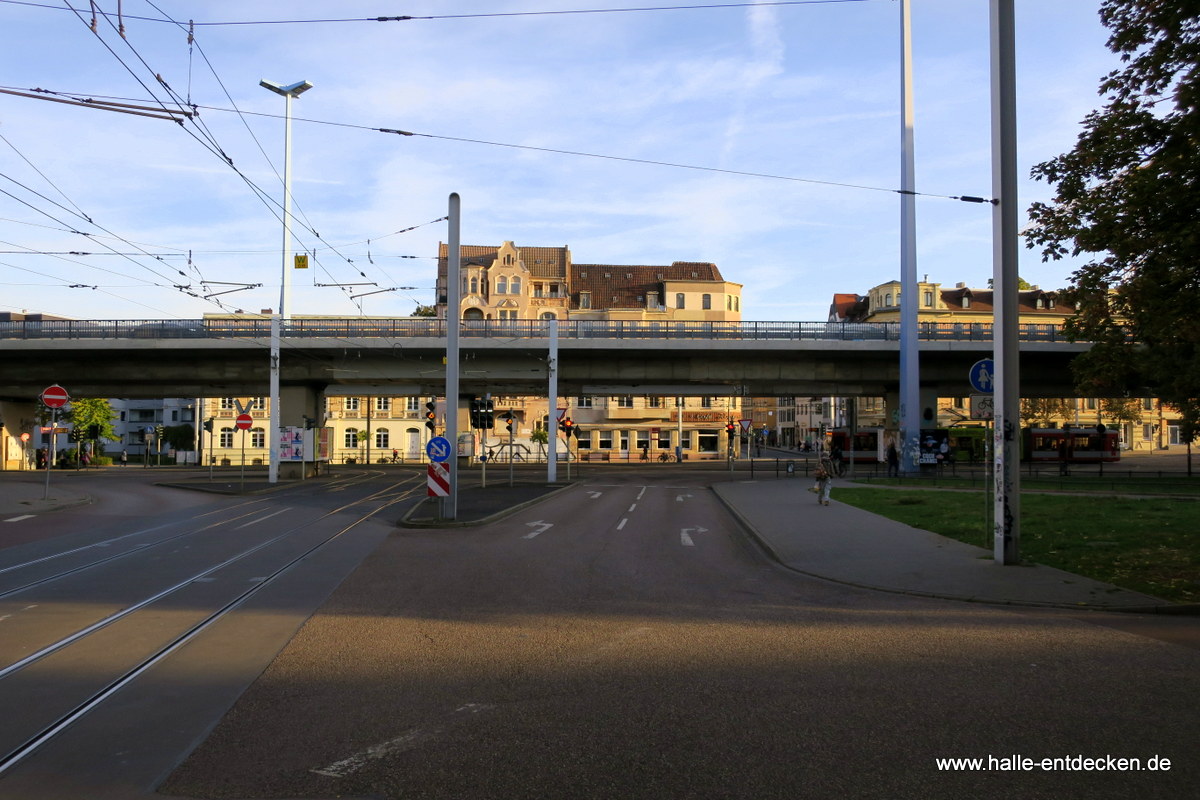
828 293 866 322
437 243 569 279
571 262 724 309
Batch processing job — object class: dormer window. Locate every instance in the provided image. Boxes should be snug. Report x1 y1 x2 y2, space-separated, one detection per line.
1036 297 1044 309
923 291 933 307
580 291 592 309
962 296 970 308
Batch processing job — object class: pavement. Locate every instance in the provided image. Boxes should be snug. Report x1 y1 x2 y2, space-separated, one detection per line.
2 467 1191 613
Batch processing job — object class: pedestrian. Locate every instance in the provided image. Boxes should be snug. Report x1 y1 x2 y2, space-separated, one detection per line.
813 463 832 506
392 447 399 464
81 450 90 469
120 449 128 466
886 442 899 478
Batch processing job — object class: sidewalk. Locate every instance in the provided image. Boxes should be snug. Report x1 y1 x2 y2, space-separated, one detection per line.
712 478 1182 612
0 472 92 519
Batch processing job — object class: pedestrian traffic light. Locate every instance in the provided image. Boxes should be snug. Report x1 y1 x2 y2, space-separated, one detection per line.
726 422 736 439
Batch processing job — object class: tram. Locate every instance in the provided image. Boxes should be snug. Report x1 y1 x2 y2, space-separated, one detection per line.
1022 427 1120 464
829 428 887 464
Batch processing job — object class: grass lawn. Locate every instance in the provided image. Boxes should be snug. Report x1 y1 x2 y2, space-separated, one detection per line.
834 488 1200 604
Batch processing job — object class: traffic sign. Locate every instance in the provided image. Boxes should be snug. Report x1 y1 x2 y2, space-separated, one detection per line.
426 436 451 462
39 384 70 409
968 359 995 394
970 394 995 420
427 462 450 497
739 419 753 431
235 413 253 430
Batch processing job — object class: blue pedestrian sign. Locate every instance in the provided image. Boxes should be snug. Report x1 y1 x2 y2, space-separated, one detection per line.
426 436 452 462
969 358 995 394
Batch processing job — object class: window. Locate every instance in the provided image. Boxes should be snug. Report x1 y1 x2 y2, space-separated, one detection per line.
676 293 685 309
345 397 360 411
504 254 514 265
734 297 739 311
1143 398 1154 411
252 397 266 411
577 396 594 408
549 284 561 298
499 310 518 321
534 283 544 298
702 294 712 310
220 427 234 448
1086 398 1097 410
1036 297 1045 309
540 312 556 320
962 296 970 308
375 397 390 411
649 396 663 408
406 397 420 411
510 277 521 295
1142 424 1153 440
344 428 359 448
885 293 892 306
376 428 390 448
251 427 265 448
617 396 634 408
462 276 469 293
598 430 613 449
497 276 508 293
220 398 235 410
923 291 933 307
701 396 714 409
727 296 732 310
470 277 478 294
580 292 592 309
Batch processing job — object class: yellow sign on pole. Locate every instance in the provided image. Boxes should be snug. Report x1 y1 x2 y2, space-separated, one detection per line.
294 254 309 269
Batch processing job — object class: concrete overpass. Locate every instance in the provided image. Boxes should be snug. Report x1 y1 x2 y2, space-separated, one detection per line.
0 318 1086 401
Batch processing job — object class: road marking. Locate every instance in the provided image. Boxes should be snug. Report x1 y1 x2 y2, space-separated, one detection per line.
3 515 34 523
523 521 553 539
680 526 708 546
617 518 628 530
636 486 647 500
234 508 289 529
587 491 603 498
676 494 692 502
628 503 637 513
312 703 494 778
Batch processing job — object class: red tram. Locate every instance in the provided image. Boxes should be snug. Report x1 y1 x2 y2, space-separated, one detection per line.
829 428 887 464
1022 427 1120 464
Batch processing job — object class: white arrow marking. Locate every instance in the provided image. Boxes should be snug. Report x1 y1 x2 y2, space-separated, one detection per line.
587 491 602 498
680 526 708 546
675 494 693 502
3 515 34 523
523 521 554 539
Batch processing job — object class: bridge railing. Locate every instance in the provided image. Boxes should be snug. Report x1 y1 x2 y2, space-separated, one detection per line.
0 318 1075 342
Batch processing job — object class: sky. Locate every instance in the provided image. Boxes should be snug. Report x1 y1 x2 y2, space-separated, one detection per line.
0 0 1122 322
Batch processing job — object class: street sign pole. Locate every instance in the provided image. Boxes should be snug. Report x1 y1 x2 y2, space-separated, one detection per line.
43 408 55 500
445 193 461 520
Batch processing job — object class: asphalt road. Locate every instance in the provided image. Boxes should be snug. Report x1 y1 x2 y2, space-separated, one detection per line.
0 468 1196 799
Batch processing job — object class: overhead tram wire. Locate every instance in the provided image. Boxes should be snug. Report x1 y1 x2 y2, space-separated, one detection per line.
6 1 879 27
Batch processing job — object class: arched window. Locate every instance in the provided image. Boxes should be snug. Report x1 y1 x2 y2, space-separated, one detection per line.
251 427 265 448
541 311 557 320
510 276 522 295
219 427 234 448
463 308 485 320
470 276 479 294
344 427 359 448
497 276 508 294
375 427 390 448
885 293 892 306
462 276 469 293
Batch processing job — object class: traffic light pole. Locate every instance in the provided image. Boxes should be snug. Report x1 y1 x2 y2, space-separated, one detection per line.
445 194 461 520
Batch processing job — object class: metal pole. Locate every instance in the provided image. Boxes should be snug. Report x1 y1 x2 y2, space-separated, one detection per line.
269 314 280 484
281 91 294 321
547 318 558 483
43 408 55 500
991 0 1021 564
446 193 461 520
899 0 921 475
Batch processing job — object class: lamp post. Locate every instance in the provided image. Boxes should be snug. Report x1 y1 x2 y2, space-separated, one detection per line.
260 78 311 484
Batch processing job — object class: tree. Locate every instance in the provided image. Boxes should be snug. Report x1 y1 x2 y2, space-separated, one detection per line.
1020 398 1074 427
412 304 437 317
1025 2 1200 444
62 398 118 451
986 276 1033 290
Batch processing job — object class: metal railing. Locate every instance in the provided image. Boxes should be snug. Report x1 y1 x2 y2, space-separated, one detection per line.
0 318 1079 343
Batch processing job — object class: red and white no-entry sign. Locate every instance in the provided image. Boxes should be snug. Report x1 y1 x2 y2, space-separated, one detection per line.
39 384 70 409
427 461 450 497
235 413 254 430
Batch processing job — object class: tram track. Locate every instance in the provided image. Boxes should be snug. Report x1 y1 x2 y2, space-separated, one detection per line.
0 472 423 779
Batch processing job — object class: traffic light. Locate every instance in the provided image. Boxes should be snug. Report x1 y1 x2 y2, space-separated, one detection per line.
155 424 164 439
726 422 736 439
502 411 514 434
469 397 483 429
87 424 101 439
571 425 583 440
69 427 83 442
425 401 437 432
483 399 495 429
559 417 573 435
203 419 214 433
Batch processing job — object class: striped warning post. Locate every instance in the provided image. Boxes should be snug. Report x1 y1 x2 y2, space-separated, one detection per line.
427 461 450 497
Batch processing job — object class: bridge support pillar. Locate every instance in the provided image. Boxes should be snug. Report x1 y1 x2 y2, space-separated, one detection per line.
886 388 940 466
278 385 323 480
0 401 39 471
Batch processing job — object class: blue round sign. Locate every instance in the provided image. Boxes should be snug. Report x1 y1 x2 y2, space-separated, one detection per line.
425 436 452 462
969 358 995 394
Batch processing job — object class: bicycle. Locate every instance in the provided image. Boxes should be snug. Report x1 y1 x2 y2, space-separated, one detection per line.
658 452 675 463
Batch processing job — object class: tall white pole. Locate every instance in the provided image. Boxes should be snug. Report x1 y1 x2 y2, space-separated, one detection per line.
446 194 461 520
281 91 294 321
268 314 280 484
547 319 558 484
898 0 921 474
990 0 1021 564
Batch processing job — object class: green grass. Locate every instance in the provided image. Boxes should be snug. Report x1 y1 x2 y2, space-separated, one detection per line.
855 474 1200 496
834 488 1200 603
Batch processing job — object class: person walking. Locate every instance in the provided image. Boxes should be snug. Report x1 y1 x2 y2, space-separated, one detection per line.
120 449 128 466
886 442 899 478
813 463 832 506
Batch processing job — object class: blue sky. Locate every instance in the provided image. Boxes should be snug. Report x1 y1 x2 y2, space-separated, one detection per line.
0 1 1120 321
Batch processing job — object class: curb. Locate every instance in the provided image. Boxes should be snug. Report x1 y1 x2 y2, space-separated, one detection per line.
399 482 575 528
709 484 1195 615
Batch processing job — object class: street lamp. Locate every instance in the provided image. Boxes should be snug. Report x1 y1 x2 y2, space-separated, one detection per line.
260 78 311 485
259 79 312 320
